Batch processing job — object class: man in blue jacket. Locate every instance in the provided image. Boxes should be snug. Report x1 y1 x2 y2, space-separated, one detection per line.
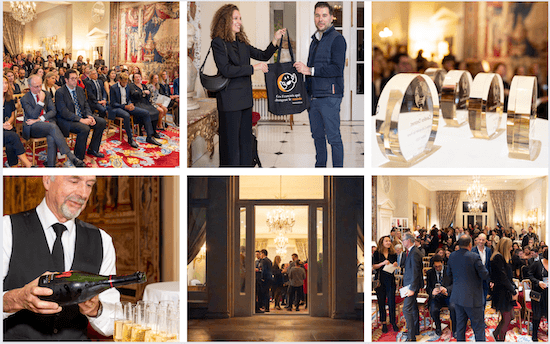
294 2 346 168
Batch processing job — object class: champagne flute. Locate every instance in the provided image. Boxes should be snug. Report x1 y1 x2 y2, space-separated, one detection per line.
113 302 125 342
130 301 148 342
144 303 158 342
121 302 134 342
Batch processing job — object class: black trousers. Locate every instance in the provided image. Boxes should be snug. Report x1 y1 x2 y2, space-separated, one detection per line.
4 129 25 166
67 115 106 159
218 107 253 167
429 296 456 332
403 292 420 340
375 281 396 325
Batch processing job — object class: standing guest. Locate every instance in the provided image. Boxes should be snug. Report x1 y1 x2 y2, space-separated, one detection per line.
288 260 306 311
303 260 308 309
94 53 105 69
21 75 85 167
271 256 284 310
294 1 346 168
254 251 262 313
471 233 492 305
55 69 106 161
415 238 426 257
109 72 156 148
210 4 285 167
146 74 168 130
2 176 119 340
425 256 455 337
402 232 423 341
372 236 399 333
84 68 108 118
395 244 405 270
259 249 272 312
489 229 500 251
3 76 32 167
528 249 548 341
490 237 518 341
283 253 299 309
446 235 489 341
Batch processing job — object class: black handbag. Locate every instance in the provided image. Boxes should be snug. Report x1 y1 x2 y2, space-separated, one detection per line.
265 32 310 115
200 42 229 92
531 290 541 302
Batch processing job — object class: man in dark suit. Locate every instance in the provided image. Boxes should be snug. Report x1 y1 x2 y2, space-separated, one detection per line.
84 68 108 118
259 249 273 312
471 233 491 305
94 54 105 69
402 232 423 341
446 235 489 341
109 72 160 147
522 226 539 247
55 69 106 161
21 75 85 167
425 255 455 336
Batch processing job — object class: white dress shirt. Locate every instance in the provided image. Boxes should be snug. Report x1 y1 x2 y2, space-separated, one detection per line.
477 246 486 266
118 82 127 105
3 199 119 336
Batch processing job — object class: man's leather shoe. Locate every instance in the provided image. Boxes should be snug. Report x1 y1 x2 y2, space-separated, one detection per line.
73 158 86 167
146 137 162 146
152 132 161 139
129 140 139 148
87 150 104 158
435 329 442 336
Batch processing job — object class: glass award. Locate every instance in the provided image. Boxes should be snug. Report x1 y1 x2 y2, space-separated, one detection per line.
425 68 447 96
375 73 440 167
468 73 504 139
506 76 541 160
440 70 473 126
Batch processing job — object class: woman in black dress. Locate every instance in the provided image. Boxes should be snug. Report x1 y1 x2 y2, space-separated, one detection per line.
490 237 518 341
210 4 286 166
3 76 32 168
271 255 284 310
372 235 399 333
129 73 160 137
528 249 548 341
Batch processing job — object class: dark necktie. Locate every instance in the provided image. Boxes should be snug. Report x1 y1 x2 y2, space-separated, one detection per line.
95 80 101 100
52 223 67 272
437 271 442 284
71 89 83 117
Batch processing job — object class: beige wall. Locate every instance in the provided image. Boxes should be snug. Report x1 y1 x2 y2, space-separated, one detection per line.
162 177 180 282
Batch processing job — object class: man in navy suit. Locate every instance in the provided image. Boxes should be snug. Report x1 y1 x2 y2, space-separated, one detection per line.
109 72 160 147
402 232 423 341
471 233 491 305
84 68 107 118
21 75 85 167
55 69 106 160
425 255 456 336
446 235 489 341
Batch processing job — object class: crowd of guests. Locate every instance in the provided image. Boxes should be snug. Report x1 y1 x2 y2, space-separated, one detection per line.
255 250 308 313
373 224 548 341
3 51 179 167
372 46 548 118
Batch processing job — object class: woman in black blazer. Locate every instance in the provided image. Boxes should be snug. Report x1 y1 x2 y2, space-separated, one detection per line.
372 236 398 333
528 249 548 341
210 4 286 166
129 73 160 134
490 237 518 341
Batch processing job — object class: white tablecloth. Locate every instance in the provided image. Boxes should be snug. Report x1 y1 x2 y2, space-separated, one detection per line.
142 281 180 304
372 116 548 168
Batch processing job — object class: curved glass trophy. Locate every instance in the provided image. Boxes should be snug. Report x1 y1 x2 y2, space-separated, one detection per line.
440 70 473 126
468 73 504 139
506 76 541 160
425 68 447 96
375 73 440 167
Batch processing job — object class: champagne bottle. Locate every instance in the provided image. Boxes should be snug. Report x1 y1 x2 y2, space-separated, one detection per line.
38 271 147 306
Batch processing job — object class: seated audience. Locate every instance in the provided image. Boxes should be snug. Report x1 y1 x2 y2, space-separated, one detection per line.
42 71 59 100
129 73 161 137
3 76 32 167
84 68 108 118
55 69 106 161
147 73 168 130
425 255 455 336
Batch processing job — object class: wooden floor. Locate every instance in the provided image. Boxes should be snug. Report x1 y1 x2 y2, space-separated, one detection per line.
188 315 364 342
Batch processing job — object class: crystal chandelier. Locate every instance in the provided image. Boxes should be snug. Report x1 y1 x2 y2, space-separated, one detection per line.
274 232 288 255
266 207 295 233
467 176 487 213
10 1 37 25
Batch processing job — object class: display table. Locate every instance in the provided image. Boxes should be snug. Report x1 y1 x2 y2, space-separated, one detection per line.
372 116 548 168
143 281 180 304
187 98 218 167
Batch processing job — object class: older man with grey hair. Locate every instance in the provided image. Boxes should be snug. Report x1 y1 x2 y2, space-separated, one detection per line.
402 232 423 341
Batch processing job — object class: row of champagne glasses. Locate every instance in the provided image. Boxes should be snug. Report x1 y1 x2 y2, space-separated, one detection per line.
114 300 179 342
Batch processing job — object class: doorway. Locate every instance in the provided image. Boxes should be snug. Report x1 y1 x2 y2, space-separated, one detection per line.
254 205 309 315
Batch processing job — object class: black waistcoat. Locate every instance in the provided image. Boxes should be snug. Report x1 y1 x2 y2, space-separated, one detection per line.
4 209 103 341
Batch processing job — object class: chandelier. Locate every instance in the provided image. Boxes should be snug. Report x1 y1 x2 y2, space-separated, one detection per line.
266 207 295 233
467 176 487 213
10 2 37 25
274 232 288 255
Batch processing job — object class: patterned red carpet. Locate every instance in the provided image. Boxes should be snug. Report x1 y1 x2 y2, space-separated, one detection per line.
4 125 179 168
372 304 548 342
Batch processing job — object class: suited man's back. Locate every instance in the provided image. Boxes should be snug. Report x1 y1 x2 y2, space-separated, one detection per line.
447 248 489 308
403 245 423 292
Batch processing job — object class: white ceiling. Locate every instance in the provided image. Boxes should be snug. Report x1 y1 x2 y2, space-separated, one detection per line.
408 175 545 192
3 2 70 15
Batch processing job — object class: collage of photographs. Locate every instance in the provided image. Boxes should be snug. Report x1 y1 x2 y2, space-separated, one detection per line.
0 1 548 343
